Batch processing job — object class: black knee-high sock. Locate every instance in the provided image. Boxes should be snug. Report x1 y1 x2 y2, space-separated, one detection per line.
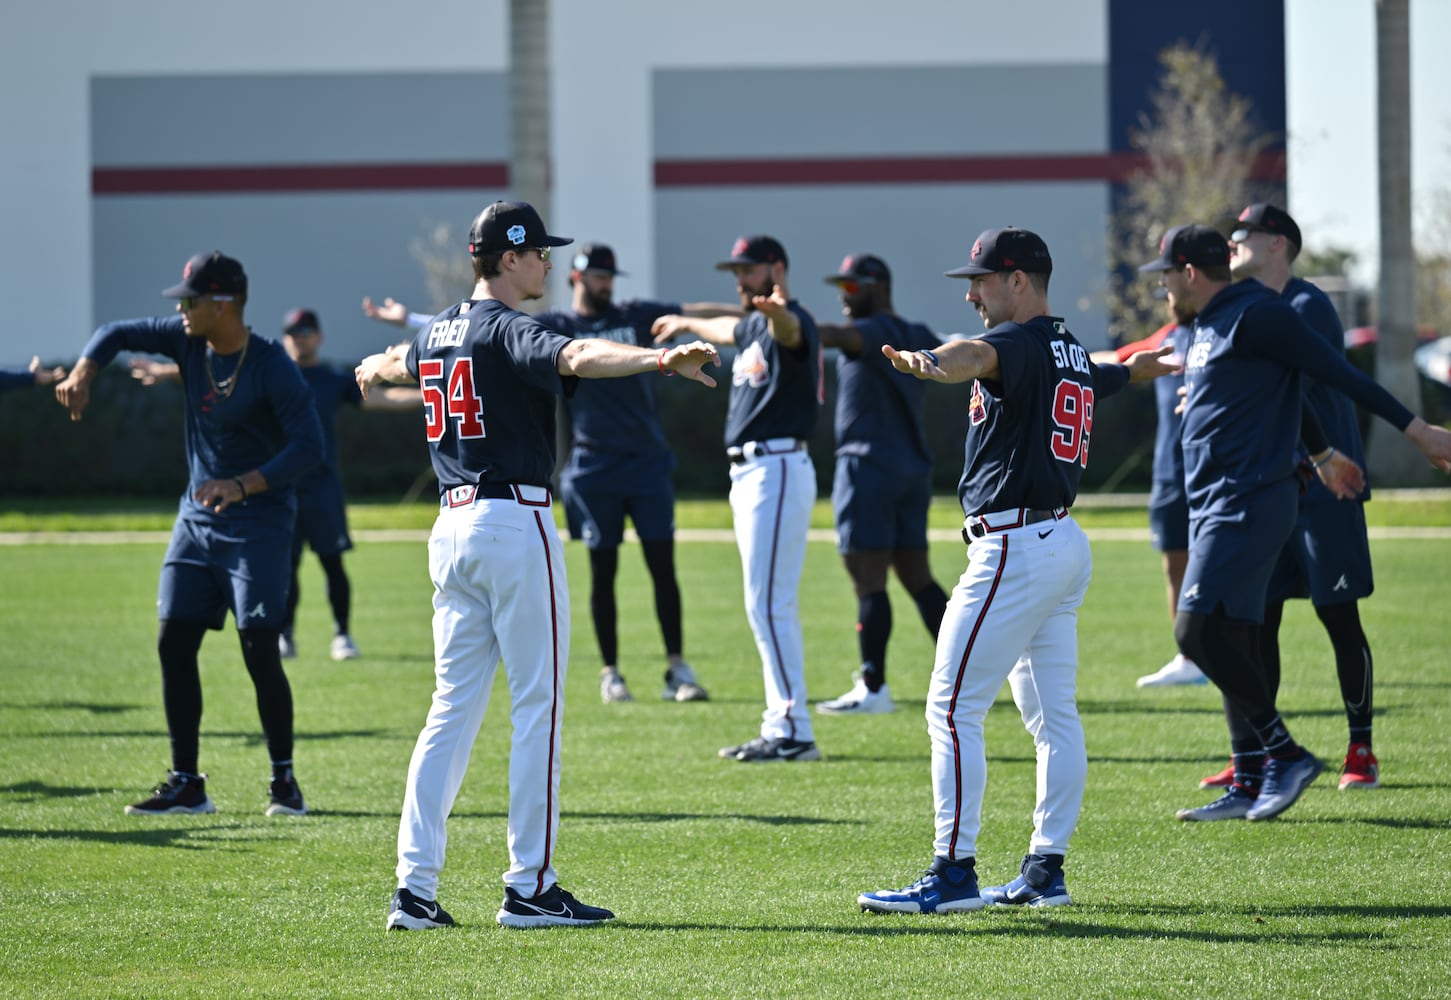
588 546 620 665
1176 610 1300 756
158 620 208 775
1258 601 1285 702
910 581 949 638
238 629 294 764
283 538 305 636
641 538 683 657
858 591 892 690
318 552 352 635
1316 601 1373 744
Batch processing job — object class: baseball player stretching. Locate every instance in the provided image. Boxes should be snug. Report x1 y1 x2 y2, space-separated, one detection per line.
357 201 719 931
814 253 949 715
653 235 824 763
537 243 739 705
54 251 325 817
1138 224 1451 824
1179 206 1390 814
858 228 1173 914
1 356 66 393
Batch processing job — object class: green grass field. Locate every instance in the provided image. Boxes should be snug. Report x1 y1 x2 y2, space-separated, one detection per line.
2 504 1449 998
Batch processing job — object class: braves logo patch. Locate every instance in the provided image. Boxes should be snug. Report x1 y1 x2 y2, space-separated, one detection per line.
969 379 987 425
732 342 769 388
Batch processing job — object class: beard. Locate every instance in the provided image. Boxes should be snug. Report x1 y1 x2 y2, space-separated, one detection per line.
1169 297 1198 325
581 284 613 313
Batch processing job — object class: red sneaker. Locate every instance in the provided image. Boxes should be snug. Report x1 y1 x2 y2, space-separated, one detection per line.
1339 743 1380 790
1199 761 1235 789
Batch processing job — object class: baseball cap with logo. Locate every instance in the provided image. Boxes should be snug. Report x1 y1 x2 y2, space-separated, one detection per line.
162 251 248 298
467 200 573 256
1137 224 1232 272
825 253 891 286
715 234 788 271
945 228 1053 278
571 243 626 276
283 308 321 335
1232 203 1302 252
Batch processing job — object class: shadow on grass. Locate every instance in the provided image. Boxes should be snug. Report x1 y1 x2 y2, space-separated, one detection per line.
0 780 109 801
0 822 270 851
0 701 143 714
315 808 862 826
23 728 399 743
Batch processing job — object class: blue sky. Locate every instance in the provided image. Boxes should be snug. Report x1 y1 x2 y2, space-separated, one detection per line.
1285 0 1450 282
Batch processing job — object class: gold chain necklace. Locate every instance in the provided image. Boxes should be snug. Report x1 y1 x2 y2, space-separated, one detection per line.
206 336 250 400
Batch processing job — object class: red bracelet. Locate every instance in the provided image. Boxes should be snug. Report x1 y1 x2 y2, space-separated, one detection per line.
658 349 675 376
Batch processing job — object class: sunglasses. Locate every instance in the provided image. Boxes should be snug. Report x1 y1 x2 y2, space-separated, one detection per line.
179 295 234 311
520 246 551 262
1229 228 1263 244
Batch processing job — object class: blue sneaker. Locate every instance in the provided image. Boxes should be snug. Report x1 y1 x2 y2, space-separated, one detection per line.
980 855 1071 907
1246 750 1324 821
1176 784 1257 822
858 858 984 914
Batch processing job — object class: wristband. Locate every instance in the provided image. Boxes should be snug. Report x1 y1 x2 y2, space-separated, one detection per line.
1310 447 1336 469
920 349 940 368
658 349 675 377
234 477 248 501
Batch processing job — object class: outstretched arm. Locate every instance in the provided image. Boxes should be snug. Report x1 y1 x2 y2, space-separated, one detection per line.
652 314 738 346
355 343 416 399
559 339 720 387
882 339 998 384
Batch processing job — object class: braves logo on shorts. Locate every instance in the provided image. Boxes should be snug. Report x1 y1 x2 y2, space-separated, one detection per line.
969 380 987 425
732 342 769 388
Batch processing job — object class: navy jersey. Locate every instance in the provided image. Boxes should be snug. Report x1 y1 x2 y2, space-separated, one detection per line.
1151 324 1190 498
1181 280 1413 519
297 364 364 483
535 300 679 456
1283 277 1368 507
405 299 577 490
0 368 35 392
957 315 1128 516
723 302 823 448
82 316 324 524
834 314 938 473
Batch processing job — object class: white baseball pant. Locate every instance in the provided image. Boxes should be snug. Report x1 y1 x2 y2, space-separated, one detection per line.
728 448 817 742
396 490 568 900
928 515 1091 860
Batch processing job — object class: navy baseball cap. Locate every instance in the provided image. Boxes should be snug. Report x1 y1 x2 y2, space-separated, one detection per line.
1232 203 1303 252
825 253 891 286
1138 224 1231 272
945 228 1052 277
467 200 573 256
571 243 626 276
162 251 248 298
283 308 321 335
716 234 788 271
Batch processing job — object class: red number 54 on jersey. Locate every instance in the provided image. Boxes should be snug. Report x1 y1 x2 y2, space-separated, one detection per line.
420 358 486 442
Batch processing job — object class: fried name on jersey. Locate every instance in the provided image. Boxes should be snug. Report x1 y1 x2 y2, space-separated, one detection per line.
427 317 470 350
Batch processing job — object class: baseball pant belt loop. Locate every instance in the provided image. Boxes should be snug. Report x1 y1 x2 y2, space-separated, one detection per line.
962 506 1069 542
441 483 552 509
727 438 809 465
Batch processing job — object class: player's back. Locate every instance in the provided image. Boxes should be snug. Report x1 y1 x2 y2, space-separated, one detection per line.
407 299 572 491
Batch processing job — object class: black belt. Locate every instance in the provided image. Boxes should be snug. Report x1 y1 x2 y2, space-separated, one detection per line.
963 507 1067 542
727 439 809 464
440 483 550 508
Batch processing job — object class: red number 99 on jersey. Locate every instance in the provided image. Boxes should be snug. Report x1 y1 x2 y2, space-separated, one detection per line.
1050 379 1093 468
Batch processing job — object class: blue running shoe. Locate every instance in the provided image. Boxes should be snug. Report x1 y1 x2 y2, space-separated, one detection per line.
1246 750 1323 821
980 855 1071 907
858 858 984 914
1176 785 1257 822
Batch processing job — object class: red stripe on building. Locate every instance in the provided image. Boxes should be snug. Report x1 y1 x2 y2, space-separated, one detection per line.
92 162 509 195
654 151 1286 187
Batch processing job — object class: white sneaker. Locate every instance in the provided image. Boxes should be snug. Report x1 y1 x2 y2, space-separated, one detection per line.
600 670 633 703
278 634 297 659
816 678 895 715
1136 654 1207 688
330 634 360 661
662 663 709 702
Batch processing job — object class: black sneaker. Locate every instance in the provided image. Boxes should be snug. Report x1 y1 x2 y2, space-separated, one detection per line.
496 885 615 928
730 736 821 763
386 887 455 931
124 772 216 815
265 775 306 816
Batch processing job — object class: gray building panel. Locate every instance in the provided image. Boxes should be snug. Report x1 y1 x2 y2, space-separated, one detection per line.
654 64 1107 159
91 73 508 166
655 182 1111 349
